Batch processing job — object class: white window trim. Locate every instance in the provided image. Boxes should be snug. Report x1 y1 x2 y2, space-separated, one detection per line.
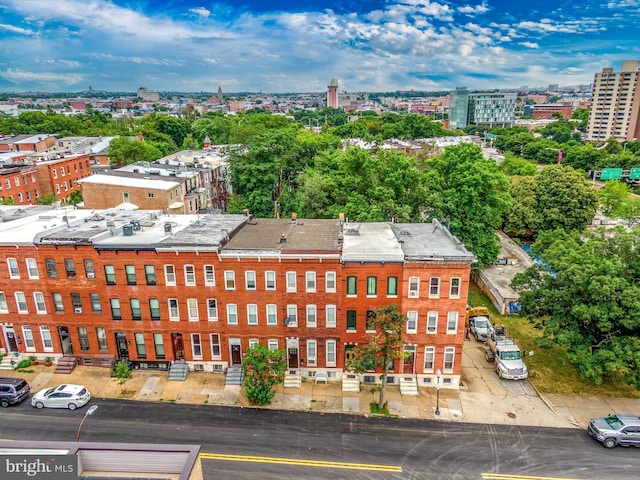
406 311 418 333
265 271 276 291
245 271 257 291
286 271 297 292
429 277 441 299
427 311 438 334
40 326 54 352
168 298 180 321
249 338 259 349
247 304 258 325
204 265 216 286
22 326 36 352
424 346 435 373
408 276 419 298
207 298 218 321
444 346 455 373
450 277 461 299
306 271 316 293
286 305 298 327
325 271 336 293
184 265 196 286
447 311 459 334
7 258 19 279
33 292 47 314
0 292 8 313
15 292 28 314
326 340 336 366
224 271 236 291
268 339 278 351
26 258 39 279
307 339 317 366
227 304 238 325
326 305 336 328
210 333 222 359
164 265 176 286
191 333 202 359
306 304 317 328
266 304 277 326
187 298 199 321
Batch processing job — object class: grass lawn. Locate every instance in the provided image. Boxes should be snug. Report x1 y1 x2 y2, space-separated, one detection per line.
468 283 640 398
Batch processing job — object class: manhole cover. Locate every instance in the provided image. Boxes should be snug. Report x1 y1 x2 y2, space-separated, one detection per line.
507 412 517 419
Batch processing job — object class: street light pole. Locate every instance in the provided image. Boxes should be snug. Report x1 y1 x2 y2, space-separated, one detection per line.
75 405 98 442
435 369 441 416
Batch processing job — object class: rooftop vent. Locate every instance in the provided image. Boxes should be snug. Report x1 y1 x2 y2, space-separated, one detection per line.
122 224 134 236
345 228 360 236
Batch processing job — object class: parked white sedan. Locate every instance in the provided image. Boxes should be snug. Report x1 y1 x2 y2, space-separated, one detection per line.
31 384 91 410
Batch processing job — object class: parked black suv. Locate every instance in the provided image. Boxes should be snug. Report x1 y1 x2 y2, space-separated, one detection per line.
0 377 31 407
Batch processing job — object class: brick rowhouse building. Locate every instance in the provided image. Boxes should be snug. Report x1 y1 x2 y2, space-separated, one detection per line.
0 206 475 389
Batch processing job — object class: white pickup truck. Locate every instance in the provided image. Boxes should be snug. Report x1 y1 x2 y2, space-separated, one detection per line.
485 326 528 380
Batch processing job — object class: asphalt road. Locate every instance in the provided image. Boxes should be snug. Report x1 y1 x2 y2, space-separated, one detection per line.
2 399 640 480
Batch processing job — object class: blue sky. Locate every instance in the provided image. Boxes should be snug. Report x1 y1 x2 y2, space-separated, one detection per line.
1 0 639 93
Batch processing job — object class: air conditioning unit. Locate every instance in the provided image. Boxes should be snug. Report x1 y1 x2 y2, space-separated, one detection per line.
86 272 96 279
74 307 83 314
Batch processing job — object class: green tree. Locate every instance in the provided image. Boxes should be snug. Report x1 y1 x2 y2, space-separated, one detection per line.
512 228 640 388
36 194 58 205
498 154 538 176
422 143 512 268
536 164 598 233
69 190 83 206
242 344 286 405
113 360 133 396
503 176 540 236
345 304 407 412
108 136 162 167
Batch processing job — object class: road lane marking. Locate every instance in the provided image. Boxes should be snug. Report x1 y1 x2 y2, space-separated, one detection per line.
482 474 579 480
200 453 402 472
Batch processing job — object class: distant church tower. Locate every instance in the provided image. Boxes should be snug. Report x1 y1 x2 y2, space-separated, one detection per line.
217 85 223 103
327 79 338 109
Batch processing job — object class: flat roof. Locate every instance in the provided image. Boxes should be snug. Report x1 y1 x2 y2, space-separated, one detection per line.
78 173 181 190
341 223 405 263
390 221 476 262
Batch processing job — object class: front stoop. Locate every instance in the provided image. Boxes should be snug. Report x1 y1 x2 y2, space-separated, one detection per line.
399 376 419 396
283 371 301 389
168 360 189 381
54 356 77 374
342 373 360 392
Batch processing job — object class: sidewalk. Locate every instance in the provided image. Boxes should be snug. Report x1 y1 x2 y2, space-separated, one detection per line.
4 355 640 429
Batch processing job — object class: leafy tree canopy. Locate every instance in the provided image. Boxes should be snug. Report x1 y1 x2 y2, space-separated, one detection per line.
242 344 286 405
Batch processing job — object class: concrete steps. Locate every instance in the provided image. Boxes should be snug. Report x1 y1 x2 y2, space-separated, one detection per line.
225 366 244 386
342 373 360 392
283 371 301 389
168 360 189 381
399 375 419 396
0 353 21 370
54 356 77 374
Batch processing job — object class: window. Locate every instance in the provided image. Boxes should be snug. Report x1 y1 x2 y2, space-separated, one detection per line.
52 169 57 179
64 258 76 279
40 326 53 351
164 265 176 286
306 305 317 327
346 276 357 296
204 265 215 286
326 305 336 328
7 258 19 279
444 347 455 373
45 258 57 279
110 299 122 320
52 293 64 312
22 326 35 350
306 272 316 292
224 271 235 290
247 304 258 325
15 292 27 313
424 347 435 372
0 292 8 313
207 299 218 321
34 292 46 314
366 310 376 331
84 259 96 279
286 272 296 292
71 293 82 313
135 333 146 358
366 276 377 296
227 304 238 325
407 311 418 333
184 265 196 286
266 304 277 325
325 272 336 292
168 299 179 320
90 293 102 313
286 305 297 326
211 334 221 359
149 298 161 320
249 338 259 349
124 265 136 285
97 328 108 351
265 271 276 291
78 327 90 351
307 340 317 366
447 312 458 333
104 265 116 285
26 258 39 279
268 339 278 352
145 265 156 285
427 312 438 334
429 277 440 298
408 277 419 298
245 271 256 290
191 334 202 358
154 333 165 358
130 299 142 320
387 276 398 296
326 340 336 366
188 298 199 321
346 310 357 331
450 278 461 298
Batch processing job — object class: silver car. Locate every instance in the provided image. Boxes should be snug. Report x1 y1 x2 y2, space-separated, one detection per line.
588 414 640 448
31 384 91 410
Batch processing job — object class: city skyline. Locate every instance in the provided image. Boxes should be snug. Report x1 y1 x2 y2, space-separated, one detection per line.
1 0 639 93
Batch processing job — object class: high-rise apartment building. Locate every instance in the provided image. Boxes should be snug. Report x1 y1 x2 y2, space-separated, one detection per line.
448 88 516 129
327 78 339 109
586 60 640 142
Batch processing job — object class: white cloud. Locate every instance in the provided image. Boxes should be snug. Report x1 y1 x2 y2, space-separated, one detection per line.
0 23 36 35
458 2 490 15
188 7 210 18
518 41 539 49
0 68 83 84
